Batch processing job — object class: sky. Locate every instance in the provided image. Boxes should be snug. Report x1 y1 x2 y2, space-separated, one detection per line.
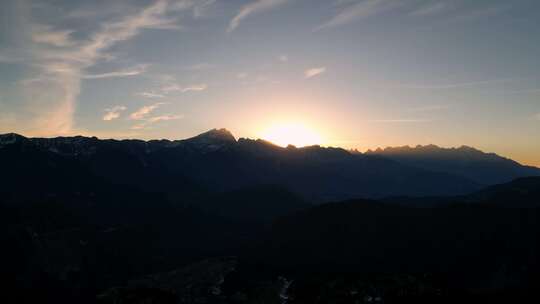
1 0 539 166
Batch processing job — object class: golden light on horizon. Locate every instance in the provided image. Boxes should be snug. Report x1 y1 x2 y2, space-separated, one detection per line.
260 122 324 147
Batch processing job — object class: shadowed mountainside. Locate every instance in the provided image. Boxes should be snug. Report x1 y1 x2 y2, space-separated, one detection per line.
365 145 540 185
259 177 540 300
2 176 539 303
0 129 494 202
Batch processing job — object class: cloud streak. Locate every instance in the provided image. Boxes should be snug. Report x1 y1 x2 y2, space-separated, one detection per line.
305 67 326 79
393 79 513 90
315 0 402 31
409 1 449 17
184 62 216 71
128 100 181 130
137 92 166 98
180 84 208 93
31 25 76 47
130 102 165 120
131 114 183 130
83 64 148 79
228 0 289 32
103 106 127 121
368 119 432 123
161 83 208 93
408 104 450 112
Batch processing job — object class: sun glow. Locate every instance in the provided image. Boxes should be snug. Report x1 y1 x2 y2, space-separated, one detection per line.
261 123 323 147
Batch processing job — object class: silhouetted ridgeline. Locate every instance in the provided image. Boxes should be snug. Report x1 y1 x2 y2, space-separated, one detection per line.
5 129 537 202
1 130 540 303
366 145 540 185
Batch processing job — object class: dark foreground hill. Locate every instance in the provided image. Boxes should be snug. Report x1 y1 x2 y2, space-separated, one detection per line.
254 178 540 303
2 130 540 303
1 174 540 303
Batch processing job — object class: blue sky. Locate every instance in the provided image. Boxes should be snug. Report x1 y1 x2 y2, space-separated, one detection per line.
1 0 539 165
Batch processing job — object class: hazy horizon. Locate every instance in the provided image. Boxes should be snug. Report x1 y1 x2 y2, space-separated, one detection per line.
1 0 539 166
4 127 539 170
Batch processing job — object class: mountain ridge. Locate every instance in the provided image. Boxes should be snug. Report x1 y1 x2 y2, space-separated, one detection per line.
0 129 482 201
366 143 540 184
0 128 540 194
3 130 537 167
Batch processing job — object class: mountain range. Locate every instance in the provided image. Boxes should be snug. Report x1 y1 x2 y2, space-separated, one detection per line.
365 144 540 185
2 129 538 203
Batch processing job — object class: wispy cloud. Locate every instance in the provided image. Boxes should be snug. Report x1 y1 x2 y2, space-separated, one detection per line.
103 106 127 121
535 113 540 121
305 67 326 79
130 102 165 120
131 114 183 130
393 79 513 90
228 0 289 32
31 24 76 47
315 0 402 31
180 84 208 92
409 1 449 17
368 119 432 123
193 0 217 18
161 83 208 93
408 104 450 112
279 55 288 62
161 84 184 93
21 0 200 136
237 72 248 79
83 64 148 79
136 92 166 98
184 62 216 71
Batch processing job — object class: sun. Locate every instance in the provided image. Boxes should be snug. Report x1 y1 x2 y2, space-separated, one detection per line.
260 123 323 147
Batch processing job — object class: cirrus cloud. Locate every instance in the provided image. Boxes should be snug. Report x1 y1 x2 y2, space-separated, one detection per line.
83 64 148 80
136 92 166 98
31 24 76 47
161 83 208 93
131 114 183 130
103 106 127 121
304 67 326 79
130 102 165 120
228 0 289 32
409 1 449 17
315 0 404 31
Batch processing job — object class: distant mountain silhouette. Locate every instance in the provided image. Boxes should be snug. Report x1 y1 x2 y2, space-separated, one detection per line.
366 144 540 185
0 130 482 203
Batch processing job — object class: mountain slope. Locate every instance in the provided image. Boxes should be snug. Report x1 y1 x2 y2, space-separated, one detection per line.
366 145 540 185
464 176 540 207
0 130 480 202
263 178 540 289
